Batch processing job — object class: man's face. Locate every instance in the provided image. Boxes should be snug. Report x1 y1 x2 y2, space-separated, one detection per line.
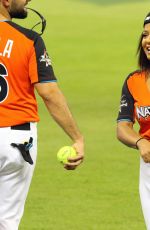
8 0 31 19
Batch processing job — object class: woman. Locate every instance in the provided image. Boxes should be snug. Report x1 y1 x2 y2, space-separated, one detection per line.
117 12 150 229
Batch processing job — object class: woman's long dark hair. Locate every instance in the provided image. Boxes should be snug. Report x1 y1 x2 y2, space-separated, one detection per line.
137 13 150 72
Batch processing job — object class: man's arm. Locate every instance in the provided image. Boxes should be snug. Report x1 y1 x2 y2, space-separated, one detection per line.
35 82 84 170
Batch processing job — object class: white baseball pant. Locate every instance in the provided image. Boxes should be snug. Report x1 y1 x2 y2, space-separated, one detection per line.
0 122 37 230
140 157 150 230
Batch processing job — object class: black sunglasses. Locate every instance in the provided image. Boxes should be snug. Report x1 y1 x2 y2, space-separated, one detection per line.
26 7 46 35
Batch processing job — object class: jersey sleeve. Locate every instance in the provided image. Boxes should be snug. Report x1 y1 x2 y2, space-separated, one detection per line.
117 78 135 123
29 35 57 84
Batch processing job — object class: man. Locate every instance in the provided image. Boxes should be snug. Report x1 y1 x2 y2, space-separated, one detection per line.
0 0 84 229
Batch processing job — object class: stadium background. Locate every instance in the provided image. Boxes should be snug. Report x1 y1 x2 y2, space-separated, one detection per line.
14 0 150 229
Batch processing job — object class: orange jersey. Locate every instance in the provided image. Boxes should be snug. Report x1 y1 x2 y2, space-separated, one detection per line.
0 21 57 127
117 70 150 140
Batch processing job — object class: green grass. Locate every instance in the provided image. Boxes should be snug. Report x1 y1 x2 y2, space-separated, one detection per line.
75 0 144 5
17 0 150 229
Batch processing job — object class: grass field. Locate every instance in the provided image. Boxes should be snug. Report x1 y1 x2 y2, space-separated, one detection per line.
17 0 150 229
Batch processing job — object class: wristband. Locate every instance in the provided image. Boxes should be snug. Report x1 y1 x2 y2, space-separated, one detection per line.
135 137 145 149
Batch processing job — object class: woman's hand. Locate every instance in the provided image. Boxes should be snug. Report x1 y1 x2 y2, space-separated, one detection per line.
137 138 150 163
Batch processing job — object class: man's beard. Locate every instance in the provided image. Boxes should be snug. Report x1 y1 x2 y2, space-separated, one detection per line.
8 2 28 19
9 10 27 19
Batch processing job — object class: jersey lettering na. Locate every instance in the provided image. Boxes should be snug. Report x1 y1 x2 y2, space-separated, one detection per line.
0 21 57 126
117 70 150 140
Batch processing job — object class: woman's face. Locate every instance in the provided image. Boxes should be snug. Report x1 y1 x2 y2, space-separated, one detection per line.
142 23 150 60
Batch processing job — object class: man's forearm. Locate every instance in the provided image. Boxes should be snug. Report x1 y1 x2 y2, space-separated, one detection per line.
43 89 83 142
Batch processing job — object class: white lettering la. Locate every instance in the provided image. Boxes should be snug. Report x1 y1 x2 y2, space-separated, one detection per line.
3 40 13 58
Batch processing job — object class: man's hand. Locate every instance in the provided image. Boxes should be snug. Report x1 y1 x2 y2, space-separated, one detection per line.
64 138 84 170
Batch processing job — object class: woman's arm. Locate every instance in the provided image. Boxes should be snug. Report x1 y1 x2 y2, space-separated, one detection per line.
117 121 141 148
117 121 150 163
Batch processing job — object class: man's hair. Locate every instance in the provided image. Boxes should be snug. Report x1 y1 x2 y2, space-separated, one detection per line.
137 12 150 71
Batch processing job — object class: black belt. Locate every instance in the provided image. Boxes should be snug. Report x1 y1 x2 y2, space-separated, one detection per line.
11 123 30 130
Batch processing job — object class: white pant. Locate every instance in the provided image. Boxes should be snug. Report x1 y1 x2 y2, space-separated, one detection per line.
0 123 37 230
139 158 150 230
